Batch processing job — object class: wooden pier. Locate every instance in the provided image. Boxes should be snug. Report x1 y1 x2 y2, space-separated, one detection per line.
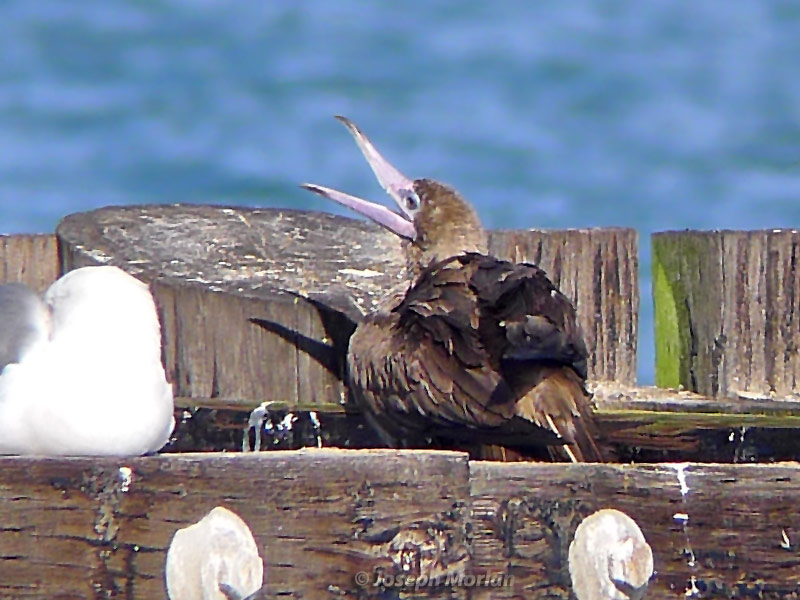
2 206 800 599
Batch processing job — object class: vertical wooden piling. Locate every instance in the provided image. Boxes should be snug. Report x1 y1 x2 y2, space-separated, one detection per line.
0 234 60 292
653 230 800 399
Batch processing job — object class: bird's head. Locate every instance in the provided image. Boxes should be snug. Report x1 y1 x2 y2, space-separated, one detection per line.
302 116 488 272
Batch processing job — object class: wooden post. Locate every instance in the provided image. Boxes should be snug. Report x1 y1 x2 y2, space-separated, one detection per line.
154 280 350 409
56 205 406 410
0 234 60 292
56 205 638 409
653 230 800 400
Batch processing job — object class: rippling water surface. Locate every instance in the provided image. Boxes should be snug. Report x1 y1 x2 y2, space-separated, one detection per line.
2 1 800 382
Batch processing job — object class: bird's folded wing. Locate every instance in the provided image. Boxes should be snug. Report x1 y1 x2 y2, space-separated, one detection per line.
387 256 559 441
469 257 589 377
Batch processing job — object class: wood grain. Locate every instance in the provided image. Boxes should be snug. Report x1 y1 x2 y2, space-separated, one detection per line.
490 227 639 386
0 234 60 292
0 451 470 600
470 462 800 599
3 455 800 599
653 230 800 400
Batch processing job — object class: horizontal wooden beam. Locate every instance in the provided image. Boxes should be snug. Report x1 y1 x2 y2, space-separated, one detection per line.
1 452 799 598
470 460 800 598
0 451 470 599
592 384 800 460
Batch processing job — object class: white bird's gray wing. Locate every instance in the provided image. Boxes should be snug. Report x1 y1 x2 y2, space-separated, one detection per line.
0 283 49 372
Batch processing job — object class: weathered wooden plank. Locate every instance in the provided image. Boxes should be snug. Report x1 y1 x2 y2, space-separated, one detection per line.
594 384 800 461
153 280 349 408
594 383 800 415
653 230 800 400
4 456 800 599
0 234 60 292
0 451 471 599
470 462 800 599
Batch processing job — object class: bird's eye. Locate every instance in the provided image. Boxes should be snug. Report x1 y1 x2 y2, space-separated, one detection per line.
404 191 420 211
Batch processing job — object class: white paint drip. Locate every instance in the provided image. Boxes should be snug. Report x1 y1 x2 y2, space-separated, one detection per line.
685 550 697 569
671 463 699 593
243 405 307 451
685 576 700 597
244 403 269 452
733 426 749 463
279 413 296 431
673 463 691 496
118 467 133 493
308 411 323 448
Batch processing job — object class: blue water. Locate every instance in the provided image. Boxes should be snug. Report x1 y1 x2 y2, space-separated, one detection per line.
2 1 800 383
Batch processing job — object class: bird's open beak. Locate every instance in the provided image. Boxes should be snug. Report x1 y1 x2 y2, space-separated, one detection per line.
301 116 417 240
300 182 416 239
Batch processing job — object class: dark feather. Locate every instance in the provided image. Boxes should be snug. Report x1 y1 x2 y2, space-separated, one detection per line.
347 253 605 460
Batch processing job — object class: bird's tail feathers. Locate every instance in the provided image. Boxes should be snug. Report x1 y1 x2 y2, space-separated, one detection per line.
515 367 606 462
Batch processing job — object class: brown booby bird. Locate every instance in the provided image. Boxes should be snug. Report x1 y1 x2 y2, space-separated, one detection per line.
302 116 604 462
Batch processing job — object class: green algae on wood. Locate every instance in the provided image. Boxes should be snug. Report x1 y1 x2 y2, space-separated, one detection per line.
652 235 683 389
652 232 724 393
652 230 800 400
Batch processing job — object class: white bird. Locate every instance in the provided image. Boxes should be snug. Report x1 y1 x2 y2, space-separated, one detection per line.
0 265 175 456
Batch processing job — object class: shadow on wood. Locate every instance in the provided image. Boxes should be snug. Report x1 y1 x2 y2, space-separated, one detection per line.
166 384 800 463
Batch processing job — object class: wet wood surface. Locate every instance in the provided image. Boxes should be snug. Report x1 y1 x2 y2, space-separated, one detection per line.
653 229 800 401
2 453 800 599
593 384 800 462
166 383 800 463
56 205 639 410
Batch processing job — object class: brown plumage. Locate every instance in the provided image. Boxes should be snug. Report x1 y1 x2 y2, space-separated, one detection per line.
302 117 605 462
